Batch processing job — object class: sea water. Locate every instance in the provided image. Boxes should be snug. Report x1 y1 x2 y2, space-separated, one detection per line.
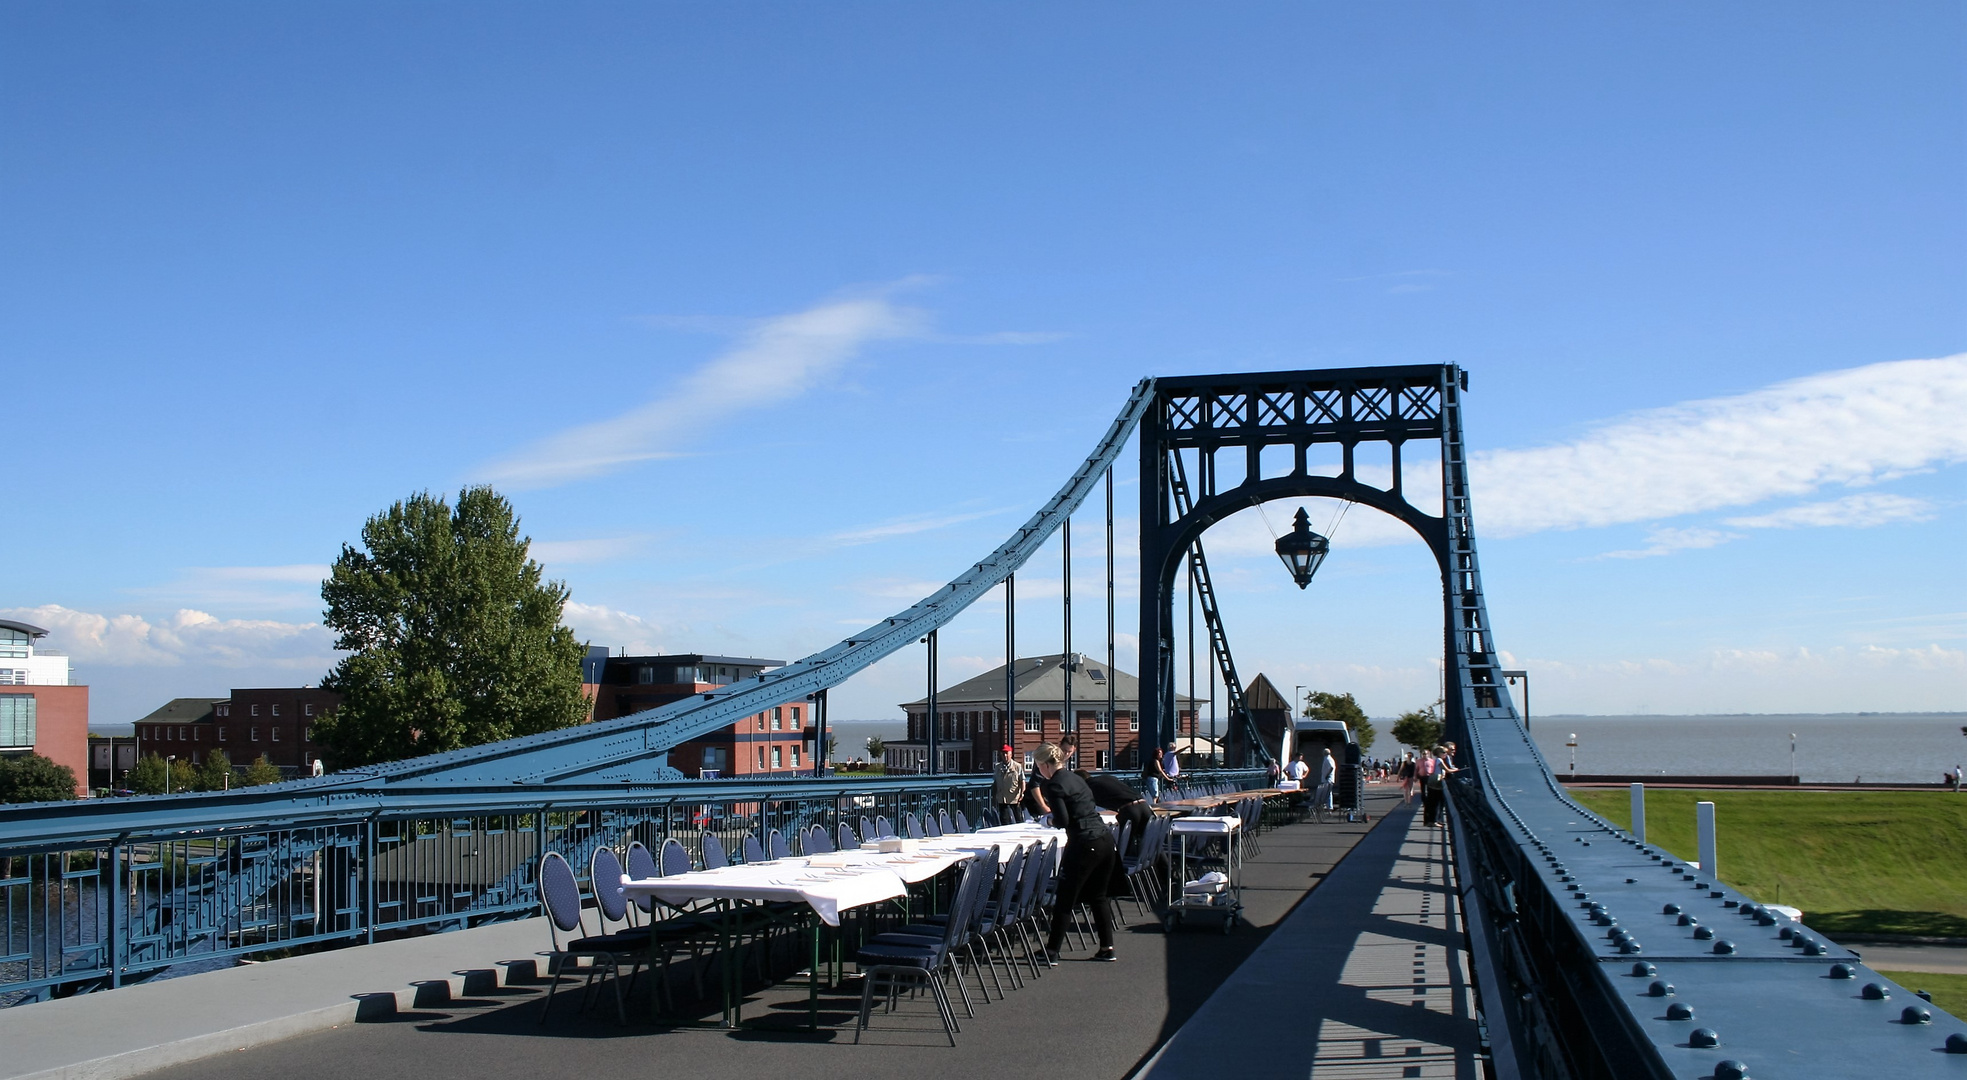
1516 713 1967 785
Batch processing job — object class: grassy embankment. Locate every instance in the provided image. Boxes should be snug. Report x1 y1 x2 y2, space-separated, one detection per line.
1874 971 1967 1020
1566 788 1967 939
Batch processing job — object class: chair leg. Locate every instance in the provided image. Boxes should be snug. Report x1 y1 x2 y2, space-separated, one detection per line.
538 954 564 1025
855 969 879 1043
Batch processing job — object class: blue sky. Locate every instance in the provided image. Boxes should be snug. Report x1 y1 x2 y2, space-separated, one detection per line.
4 3 1962 729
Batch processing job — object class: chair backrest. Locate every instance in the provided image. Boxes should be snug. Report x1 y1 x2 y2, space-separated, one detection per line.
986 847 1024 928
938 809 956 835
859 816 875 842
660 836 694 877
958 847 1001 936
768 828 791 860
1012 841 1046 918
875 814 893 839
1114 820 1133 861
537 851 586 943
807 824 833 854
924 812 943 838
742 833 765 864
701 831 728 870
590 846 632 927
942 850 995 950
955 809 971 833
837 821 859 851
624 841 659 915
904 813 924 839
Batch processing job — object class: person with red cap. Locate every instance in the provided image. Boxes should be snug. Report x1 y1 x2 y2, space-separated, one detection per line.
992 743 1027 824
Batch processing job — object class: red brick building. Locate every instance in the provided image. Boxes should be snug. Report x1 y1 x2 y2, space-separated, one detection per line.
586 653 813 777
885 653 1195 774
0 619 89 796
133 687 342 775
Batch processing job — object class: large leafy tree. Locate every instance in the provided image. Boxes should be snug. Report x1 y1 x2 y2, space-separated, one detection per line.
1391 703 1445 752
1303 690 1377 751
0 753 78 803
316 486 590 767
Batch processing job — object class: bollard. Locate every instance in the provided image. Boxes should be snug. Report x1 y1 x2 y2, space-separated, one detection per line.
1631 783 1646 843
1697 800 1718 880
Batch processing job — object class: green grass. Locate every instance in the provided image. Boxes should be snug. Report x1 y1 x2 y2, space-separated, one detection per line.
1566 788 1967 939
1876 970 1967 1021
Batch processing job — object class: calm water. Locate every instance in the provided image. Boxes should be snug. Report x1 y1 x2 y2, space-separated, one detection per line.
1516 714 1967 784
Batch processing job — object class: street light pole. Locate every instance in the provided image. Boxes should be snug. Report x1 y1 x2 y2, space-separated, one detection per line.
1502 669 1529 731
1566 734 1578 777
165 754 176 794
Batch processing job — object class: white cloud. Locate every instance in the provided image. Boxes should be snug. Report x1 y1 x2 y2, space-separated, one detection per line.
828 507 1011 545
1723 493 1936 530
479 291 924 489
561 601 668 655
530 536 651 565
1473 355 1967 536
1 604 333 669
130 564 331 612
1601 526 1742 560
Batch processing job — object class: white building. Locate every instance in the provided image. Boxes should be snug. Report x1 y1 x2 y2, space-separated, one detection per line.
0 620 70 686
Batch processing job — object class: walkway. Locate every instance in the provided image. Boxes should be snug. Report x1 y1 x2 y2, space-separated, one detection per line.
1138 800 1481 1079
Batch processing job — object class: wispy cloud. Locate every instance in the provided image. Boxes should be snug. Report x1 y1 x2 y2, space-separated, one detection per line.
828 507 1012 546
479 290 925 489
1473 355 1967 537
530 536 654 565
1601 526 1741 560
1 604 333 668
129 565 331 612
1722 493 1936 530
561 601 669 654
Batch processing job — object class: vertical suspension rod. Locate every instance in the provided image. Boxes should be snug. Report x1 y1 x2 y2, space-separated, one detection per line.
1105 465 1117 770
927 630 939 776
1062 515 1073 758
1005 573 1017 755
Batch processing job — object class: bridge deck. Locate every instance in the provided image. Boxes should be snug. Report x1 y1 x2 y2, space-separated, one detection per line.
8 790 1472 1080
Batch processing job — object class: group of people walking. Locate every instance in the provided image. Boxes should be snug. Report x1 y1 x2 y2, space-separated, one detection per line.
1394 744 1458 827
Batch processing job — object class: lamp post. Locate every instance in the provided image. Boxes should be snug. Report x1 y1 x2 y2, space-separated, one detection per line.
1502 669 1529 731
1790 732 1797 782
165 754 176 794
1566 734 1577 777
1274 509 1331 589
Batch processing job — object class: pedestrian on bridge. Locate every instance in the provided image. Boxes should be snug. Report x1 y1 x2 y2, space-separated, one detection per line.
1398 752 1417 803
994 745 1027 824
1418 749 1445 827
1036 743 1120 964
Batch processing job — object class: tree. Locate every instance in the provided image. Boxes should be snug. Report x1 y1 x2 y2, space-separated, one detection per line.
0 753 78 803
1304 690 1377 751
127 752 176 795
316 486 591 767
239 755 284 787
865 736 885 761
1392 704 1445 752
191 749 235 792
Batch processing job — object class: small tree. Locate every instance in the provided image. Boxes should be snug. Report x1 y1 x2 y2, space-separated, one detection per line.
239 755 284 787
192 749 235 792
1304 690 1377 751
1392 704 1445 752
865 736 885 761
127 753 175 795
0 753 79 803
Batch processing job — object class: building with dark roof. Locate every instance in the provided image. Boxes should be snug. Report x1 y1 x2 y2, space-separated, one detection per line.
883 653 1196 774
133 689 340 776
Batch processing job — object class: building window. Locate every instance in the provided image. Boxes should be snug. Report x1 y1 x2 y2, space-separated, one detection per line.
0 628 30 659
757 714 767 730
1023 711 1040 733
217 705 229 718
771 707 782 730
195 727 203 741
271 704 280 717
1096 712 1111 732
637 665 654 685
771 746 782 769
304 703 313 717
271 727 281 742
304 726 312 741
790 745 800 767
790 706 800 723
251 704 260 717
252 727 260 742
992 711 1000 732
1128 713 1140 732
218 727 227 742
1057 710 1074 733
756 746 765 770
0 693 35 749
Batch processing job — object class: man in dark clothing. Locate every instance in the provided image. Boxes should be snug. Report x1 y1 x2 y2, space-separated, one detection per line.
1075 768 1150 858
1035 743 1118 963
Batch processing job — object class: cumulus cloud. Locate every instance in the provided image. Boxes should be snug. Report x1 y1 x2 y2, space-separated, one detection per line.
1 604 333 668
479 291 925 489
1472 355 1967 536
561 601 668 655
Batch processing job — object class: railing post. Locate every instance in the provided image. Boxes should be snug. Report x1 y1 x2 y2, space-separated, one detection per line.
363 816 377 945
1630 783 1646 843
107 838 124 989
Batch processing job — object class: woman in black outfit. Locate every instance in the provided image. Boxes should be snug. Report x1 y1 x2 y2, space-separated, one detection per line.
1034 742 1119 963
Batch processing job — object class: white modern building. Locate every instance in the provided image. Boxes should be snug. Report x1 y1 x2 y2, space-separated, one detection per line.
0 620 69 685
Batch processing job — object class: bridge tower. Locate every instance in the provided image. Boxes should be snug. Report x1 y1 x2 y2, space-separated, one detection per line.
1137 363 1511 758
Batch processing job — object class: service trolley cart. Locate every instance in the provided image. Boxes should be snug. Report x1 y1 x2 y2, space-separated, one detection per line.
1160 814 1244 934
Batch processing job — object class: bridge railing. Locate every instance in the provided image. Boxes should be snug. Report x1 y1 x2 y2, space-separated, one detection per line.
1 768 1267 1006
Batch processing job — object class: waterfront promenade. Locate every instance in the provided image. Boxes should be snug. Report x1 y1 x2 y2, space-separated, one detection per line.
1 789 1487 1080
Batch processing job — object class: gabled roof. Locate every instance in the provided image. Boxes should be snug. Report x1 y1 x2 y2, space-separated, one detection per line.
135 698 224 725
902 653 1195 709
1246 673 1291 712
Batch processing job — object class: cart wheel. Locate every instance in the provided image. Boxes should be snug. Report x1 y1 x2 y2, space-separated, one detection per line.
1221 916 1232 935
1161 913 1176 933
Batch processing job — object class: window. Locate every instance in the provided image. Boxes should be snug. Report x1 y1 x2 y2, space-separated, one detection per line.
304 727 312 741
1128 713 1140 732
0 628 30 659
194 727 203 741
251 727 260 742
992 711 1000 733
771 746 782 769
218 727 227 742
637 665 654 685
271 727 281 741
757 714 767 730
0 693 35 749
217 705 229 718
1058 710 1074 733
790 745 800 767
179 726 187 741
771 707 782 731
251 704 260 717
790 706 800 723
756 746 765 769
1023 711 1040 733
1095 712 1111 732
271 704 280 717
304 703 313 717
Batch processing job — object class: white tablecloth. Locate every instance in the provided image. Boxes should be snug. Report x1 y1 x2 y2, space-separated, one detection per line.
1168 815 1241 835
623 861 906 927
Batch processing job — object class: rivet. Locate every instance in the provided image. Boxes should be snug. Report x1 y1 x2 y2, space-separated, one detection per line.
1803 942 1826 956
1715 1058 1749 1080
1709 890 1725 898
1862 982 1890 1000
1648 979 1674 996
1778 927 1794 940
1667 1002 1695 1020
1678 914 1696 926
1664 903 1683 915
1713 940 1736 954
1944 1033 1967 1053
1694 881 1709 890
1902 1005 1932 1025
1690 1028 1720 1048
1622 941 1644 954
1724 899 1740 908
1694 926 1715 940
1828 964 1856 979
1632 962 1658 977
1756 913 1777 926
1627 877 1638 884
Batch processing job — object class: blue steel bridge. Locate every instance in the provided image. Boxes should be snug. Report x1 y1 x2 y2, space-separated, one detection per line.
2 364 1960 1079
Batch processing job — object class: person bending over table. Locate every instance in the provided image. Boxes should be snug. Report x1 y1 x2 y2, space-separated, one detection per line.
1075 768 1150 858
1035 742 1119 963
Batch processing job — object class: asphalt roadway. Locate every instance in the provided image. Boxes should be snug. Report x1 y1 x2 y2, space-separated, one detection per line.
146 790 1407 1080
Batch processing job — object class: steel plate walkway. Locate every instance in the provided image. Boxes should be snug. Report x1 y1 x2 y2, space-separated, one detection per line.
1139 799 1481 1080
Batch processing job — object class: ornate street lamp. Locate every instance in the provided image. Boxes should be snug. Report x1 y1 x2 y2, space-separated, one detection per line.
1273 508 1331 589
